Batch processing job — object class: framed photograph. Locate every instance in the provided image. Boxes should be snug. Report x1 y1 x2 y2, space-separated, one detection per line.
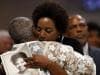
1 42 39 75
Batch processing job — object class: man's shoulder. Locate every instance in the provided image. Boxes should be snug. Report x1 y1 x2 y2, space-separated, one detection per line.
89 46 100 58
90 46 100 53
89 46 100 75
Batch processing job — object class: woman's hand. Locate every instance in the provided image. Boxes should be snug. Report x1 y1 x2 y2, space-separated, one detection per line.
24 54 67 75
24 54 49 68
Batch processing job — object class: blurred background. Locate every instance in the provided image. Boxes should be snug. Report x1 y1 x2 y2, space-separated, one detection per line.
0 0 100 29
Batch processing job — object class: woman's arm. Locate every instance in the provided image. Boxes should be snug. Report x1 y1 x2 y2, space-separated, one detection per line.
46 60 67 75
25 54 67 75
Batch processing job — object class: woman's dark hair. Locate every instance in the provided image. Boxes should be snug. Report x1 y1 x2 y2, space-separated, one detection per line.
32 2 68 34
11 52 27 65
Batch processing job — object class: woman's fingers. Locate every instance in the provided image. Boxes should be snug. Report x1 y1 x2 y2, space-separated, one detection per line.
24 54 49 68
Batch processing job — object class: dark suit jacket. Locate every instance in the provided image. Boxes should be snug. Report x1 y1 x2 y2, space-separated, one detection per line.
57 36 83 54
89 46 100 75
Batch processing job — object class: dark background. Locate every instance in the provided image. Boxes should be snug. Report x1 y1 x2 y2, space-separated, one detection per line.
0 0 100 29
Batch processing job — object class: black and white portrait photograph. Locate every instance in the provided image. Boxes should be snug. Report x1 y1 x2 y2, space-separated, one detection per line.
0 43 39 75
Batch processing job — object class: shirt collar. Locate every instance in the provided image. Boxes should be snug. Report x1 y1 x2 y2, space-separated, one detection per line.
83 42 89 55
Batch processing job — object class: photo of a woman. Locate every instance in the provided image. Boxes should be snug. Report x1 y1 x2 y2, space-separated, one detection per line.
11 52 39 75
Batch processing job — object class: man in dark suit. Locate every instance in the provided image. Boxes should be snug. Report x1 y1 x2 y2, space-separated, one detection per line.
64 14 100 75
89 47 100 75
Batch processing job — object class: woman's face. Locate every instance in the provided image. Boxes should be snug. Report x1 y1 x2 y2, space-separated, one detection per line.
15 57 27 72
36 17 60 41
